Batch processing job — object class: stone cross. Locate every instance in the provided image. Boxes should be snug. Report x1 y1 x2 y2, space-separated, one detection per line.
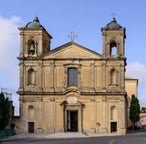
68 32 77 41
112 12 116 18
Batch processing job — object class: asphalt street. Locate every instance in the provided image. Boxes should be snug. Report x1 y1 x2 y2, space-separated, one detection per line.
1 132 146 144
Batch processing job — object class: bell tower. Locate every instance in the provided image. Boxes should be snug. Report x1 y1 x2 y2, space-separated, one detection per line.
101 17 126 92
18 16 52 94
18 16 52 58
101 17 126 59
17 17 53 133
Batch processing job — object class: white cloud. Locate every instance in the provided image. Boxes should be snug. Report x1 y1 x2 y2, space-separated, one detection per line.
0 16 21 80
126 61 146 86
0 16 20 68
0 16 21 115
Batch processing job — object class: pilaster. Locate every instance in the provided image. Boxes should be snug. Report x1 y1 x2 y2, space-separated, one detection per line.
90 62 95 92
90 99 95 133
50 98 55 133
50 61 55 92
19 61 24 91
102 62 106 91
102 97 107 133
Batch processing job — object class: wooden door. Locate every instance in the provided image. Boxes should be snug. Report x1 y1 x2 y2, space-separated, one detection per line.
28 122 34 133
67 111 78 131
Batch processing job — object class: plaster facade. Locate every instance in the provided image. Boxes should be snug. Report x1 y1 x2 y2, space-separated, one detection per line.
17 17 137 135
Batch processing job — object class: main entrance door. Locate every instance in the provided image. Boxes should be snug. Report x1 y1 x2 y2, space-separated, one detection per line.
67 111 78 131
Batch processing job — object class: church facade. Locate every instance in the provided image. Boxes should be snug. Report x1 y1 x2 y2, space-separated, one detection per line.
17 17 133 135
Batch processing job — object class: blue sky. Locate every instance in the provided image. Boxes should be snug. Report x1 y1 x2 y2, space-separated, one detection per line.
0 0 146 115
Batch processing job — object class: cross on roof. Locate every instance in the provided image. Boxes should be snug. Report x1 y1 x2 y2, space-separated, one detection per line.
112 12 116 18
68 32 77 41
35 12 38 17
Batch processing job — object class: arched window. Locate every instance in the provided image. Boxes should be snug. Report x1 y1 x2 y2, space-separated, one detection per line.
28 68 35 85
28 40 35 55
110 41 117 56
110 106 117 120
28 105 34 120
68 68 78 86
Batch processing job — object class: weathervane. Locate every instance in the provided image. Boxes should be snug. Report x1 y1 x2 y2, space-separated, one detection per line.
68 32 78 41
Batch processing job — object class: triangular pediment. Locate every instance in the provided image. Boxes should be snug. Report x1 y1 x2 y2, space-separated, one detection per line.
43 42 102 59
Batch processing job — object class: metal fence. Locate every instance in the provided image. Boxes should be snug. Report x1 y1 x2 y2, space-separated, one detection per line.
0 129 15 138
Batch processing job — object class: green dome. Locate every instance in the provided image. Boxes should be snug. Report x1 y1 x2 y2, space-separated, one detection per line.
104 17 122 29
25 16 44 29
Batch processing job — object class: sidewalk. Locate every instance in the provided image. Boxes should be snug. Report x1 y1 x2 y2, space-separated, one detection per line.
2 130 146 142
1 132 121 142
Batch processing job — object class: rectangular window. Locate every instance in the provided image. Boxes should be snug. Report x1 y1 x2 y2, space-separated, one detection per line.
68 68 78 86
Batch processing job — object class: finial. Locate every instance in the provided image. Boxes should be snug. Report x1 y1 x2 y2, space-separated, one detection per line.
67 32 78 42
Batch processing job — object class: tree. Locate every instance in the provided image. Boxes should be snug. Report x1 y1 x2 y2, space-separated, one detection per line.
129 94 140 131
0 92 10 131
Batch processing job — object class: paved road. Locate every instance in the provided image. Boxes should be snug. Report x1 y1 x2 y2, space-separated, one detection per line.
1 132 146 144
